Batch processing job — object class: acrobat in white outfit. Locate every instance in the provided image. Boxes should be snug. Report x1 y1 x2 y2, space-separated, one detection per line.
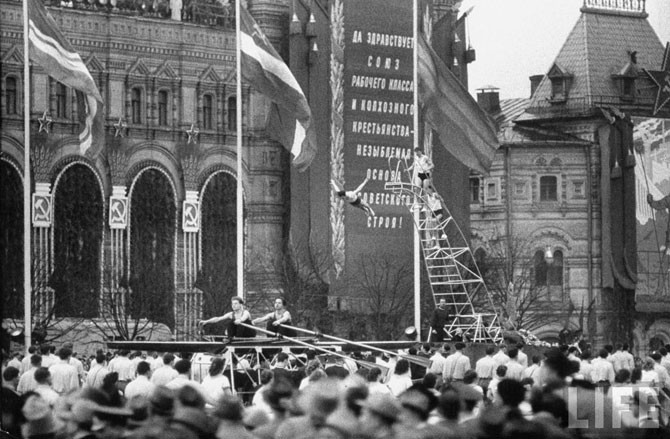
331 177 375 218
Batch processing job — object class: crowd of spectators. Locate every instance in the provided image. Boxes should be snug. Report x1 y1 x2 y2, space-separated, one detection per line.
2 340 670 438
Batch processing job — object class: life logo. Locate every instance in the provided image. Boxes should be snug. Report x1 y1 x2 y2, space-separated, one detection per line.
183 200 200 232
109 196 128 229
32 194 52 227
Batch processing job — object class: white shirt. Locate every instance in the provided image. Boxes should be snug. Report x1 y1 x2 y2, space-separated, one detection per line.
165 374 207 398
17 368 39 394
20 356 32 375
8 357 22 370
475 356 496 380
251 385 274 420
653 363 670 389
442 351 471 381
413 154 434 173
108 356 135 381
367 381 392 396
578 360 593 382
201 374 231 406
85 364 109 389
428 352 446 376
590 357 615 383
151 365 178 386
41 354 58 369
124 375 155 400
492 351 510 367
386 373 412 397
524 364 541 384
34 384 60 407
516 350 528 368
49 361 80 395
69 357 86 383
505 360 525 381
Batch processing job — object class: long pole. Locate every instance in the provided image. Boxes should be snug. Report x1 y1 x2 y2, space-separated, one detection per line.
412 0 421 341
23 0 33 349
235 0 244 300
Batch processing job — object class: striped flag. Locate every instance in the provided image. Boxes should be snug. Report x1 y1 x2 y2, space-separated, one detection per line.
417 33 497 174
240 6 316 171
27 0 103 155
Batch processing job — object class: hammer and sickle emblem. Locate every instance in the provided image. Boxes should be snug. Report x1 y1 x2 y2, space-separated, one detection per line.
34 197 51 221
111 200 126 222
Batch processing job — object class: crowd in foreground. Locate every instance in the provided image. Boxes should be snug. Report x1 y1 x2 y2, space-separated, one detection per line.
2 340 670 439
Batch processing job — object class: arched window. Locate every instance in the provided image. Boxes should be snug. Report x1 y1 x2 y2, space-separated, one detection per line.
5 76 17 115
55 82 67 118
157 90 169 126
131 87 142 124
227 96 236 130
548 250 563 286
202 94 213 130
533 250 547 286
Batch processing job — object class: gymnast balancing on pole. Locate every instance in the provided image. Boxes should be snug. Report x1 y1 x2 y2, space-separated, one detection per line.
331 176 375 218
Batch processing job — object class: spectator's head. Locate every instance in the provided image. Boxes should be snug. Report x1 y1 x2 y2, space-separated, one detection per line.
398 385 437 422
541 348 572 381
360 393 401 428
39 344 50 356
568 346 579 355
631 367 642 384
58 347 72 360
95 351 106 366
148 386 174 417
208 357 225 377
531 355 541 365
3 366 20 385
529 387 569 427
259 369 274 386
408 347 417 356
485 346 495 356
659 348 668 357
30 354 42 367
34 367 51 385
437 388 460 421
580 350 591 361
508 348 519 360
394 359 410 375
214 394 244 421
263 376 294 413
615 369 631 384
624 343 631 351
21 395 60 438
163 353 175 366
454 342 466 351
497 379 526 408
422 343 431 354
174 359 191 375
442 344 451 354
422 373 438 390
463 369 478 385
650 352 662 363
344 377 369 416
276 352 289 364
516 342 525 350
495 365 507 378
598 348 609 359
368 367 383 383
604 344 614 354
136 361 151 376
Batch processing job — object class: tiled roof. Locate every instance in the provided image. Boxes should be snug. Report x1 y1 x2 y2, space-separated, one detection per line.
524 8 666 118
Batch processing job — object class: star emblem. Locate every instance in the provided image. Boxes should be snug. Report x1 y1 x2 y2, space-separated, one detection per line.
186 123 200 144
644 42 670 116
113 117 127 138
37 111 53 133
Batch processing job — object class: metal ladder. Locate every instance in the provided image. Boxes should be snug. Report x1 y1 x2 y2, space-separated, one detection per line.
384 159 503 343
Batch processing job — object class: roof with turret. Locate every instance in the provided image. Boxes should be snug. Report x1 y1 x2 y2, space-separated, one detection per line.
521 5 666 120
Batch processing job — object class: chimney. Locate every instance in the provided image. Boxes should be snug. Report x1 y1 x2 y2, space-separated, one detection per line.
476 85 500 113
529 74 544 98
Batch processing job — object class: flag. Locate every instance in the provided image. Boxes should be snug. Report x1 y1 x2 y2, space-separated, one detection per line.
27 0 103 155
240 6 316 171
417 33 497 174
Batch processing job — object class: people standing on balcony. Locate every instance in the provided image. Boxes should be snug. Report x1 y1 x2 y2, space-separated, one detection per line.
252 298 297 337
198 296 256 340
408 148 434 192
331 177 376 218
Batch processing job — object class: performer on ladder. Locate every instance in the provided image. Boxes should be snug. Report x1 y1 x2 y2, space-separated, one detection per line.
408 147 434 191
424 187 445 249
198 296 256 339
430 298 450 342
647 192 670 255
252 297 297 337
331 177 375 218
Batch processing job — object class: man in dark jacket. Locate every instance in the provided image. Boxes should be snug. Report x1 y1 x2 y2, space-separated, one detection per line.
430 299 450 342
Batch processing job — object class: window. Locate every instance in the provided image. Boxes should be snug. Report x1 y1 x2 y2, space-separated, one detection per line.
157 90 168 126
622 78 635 98
550 78 565 100
202 94 213 130
533 250 547 286
5 76 17 114
548 250 563 286
131 87 142 124
55 83 67 118
469 177 480 203
540 176 557 201
227 96 236 129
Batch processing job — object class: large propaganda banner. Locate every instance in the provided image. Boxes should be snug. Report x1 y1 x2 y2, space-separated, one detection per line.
334 0 414 279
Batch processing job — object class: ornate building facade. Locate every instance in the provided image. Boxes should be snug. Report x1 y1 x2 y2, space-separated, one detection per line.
471 0 670 354
0 0 291 341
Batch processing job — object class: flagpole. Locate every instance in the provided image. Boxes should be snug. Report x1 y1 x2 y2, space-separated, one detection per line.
236 0 244 300
412 0 420 341
23 0 33 349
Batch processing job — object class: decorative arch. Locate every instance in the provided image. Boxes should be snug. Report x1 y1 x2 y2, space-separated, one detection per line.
51 162 105 317
126 142 183 202
51 154 108 199
127 166 178 329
